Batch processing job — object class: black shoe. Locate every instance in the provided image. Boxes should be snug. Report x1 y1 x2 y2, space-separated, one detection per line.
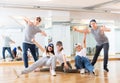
104 68 109 72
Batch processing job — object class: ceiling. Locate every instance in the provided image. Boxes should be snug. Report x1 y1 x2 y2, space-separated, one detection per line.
0 0 120 12
0 0 120 30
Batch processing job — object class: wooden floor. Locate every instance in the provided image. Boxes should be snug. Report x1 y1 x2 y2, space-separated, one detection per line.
0 61 120 83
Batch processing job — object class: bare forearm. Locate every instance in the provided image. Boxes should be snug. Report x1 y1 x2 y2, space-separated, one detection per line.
23 17 32 24
63 55 67 65
11 40 15 44
32 39 45 52
83 33 87 48
101 26 111 32
73 27 85 33
41 31 47 37
103 28 111 32
23 17 29 23
73 26 90 33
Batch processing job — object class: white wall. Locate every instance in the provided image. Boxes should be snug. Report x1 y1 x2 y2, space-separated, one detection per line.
0 7 120 58
115 29 120 53
46 25 71 56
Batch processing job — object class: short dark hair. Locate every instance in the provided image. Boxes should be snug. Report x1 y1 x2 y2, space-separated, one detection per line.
89 19 96 28
36 17 41 22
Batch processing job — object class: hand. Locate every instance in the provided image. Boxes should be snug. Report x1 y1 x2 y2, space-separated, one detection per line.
64 63 69 69
31 38 35 43
83 28 89 34
101 25 106 30
41 31 47 37
72 26 77 31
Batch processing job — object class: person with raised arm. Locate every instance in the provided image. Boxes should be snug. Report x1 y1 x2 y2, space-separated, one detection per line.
74 33 97 75
13 39 57 77
73 19 110 72
22 17 47 68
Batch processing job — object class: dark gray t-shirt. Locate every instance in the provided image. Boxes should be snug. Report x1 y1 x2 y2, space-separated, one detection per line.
23 24 42 44
91 27 109 46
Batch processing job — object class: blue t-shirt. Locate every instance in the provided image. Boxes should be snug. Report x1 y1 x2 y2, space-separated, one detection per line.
13 47 17 53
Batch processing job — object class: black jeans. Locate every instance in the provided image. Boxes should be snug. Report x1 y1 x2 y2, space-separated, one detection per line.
91 43 109 69
23 43 38 68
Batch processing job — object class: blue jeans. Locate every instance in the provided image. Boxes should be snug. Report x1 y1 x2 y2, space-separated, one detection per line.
23 43 38 68
75 55 94 72
2 47 14 59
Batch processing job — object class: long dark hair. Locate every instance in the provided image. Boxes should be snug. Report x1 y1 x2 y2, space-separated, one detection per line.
56 41 63 51
46 43 55 55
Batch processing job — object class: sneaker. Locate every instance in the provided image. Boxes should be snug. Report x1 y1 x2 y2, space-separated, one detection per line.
13 68 21 78
50 70 56 76
104 68 109 72
80 69 85 74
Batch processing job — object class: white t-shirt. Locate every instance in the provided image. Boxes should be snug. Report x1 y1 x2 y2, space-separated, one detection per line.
76 48 87 57
42 52 54 57
55 50 65 64
3 36 12 47
17 50 22 58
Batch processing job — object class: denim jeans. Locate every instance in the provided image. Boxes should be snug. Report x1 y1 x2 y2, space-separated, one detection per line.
75 55 94 72
23 42 38 68
2 47 14 59
91 43 109 69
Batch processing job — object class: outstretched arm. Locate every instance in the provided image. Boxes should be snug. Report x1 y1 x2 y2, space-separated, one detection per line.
101 25 111 32
8 37 15 44
83 33 87 48
72 26 90 34
40 30 47 37
10 40 15 44
62 54 69 69
23 17 33 25
31 39 45 52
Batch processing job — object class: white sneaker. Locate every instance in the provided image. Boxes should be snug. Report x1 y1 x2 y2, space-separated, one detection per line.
50 70 56 76
80 69 85 74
